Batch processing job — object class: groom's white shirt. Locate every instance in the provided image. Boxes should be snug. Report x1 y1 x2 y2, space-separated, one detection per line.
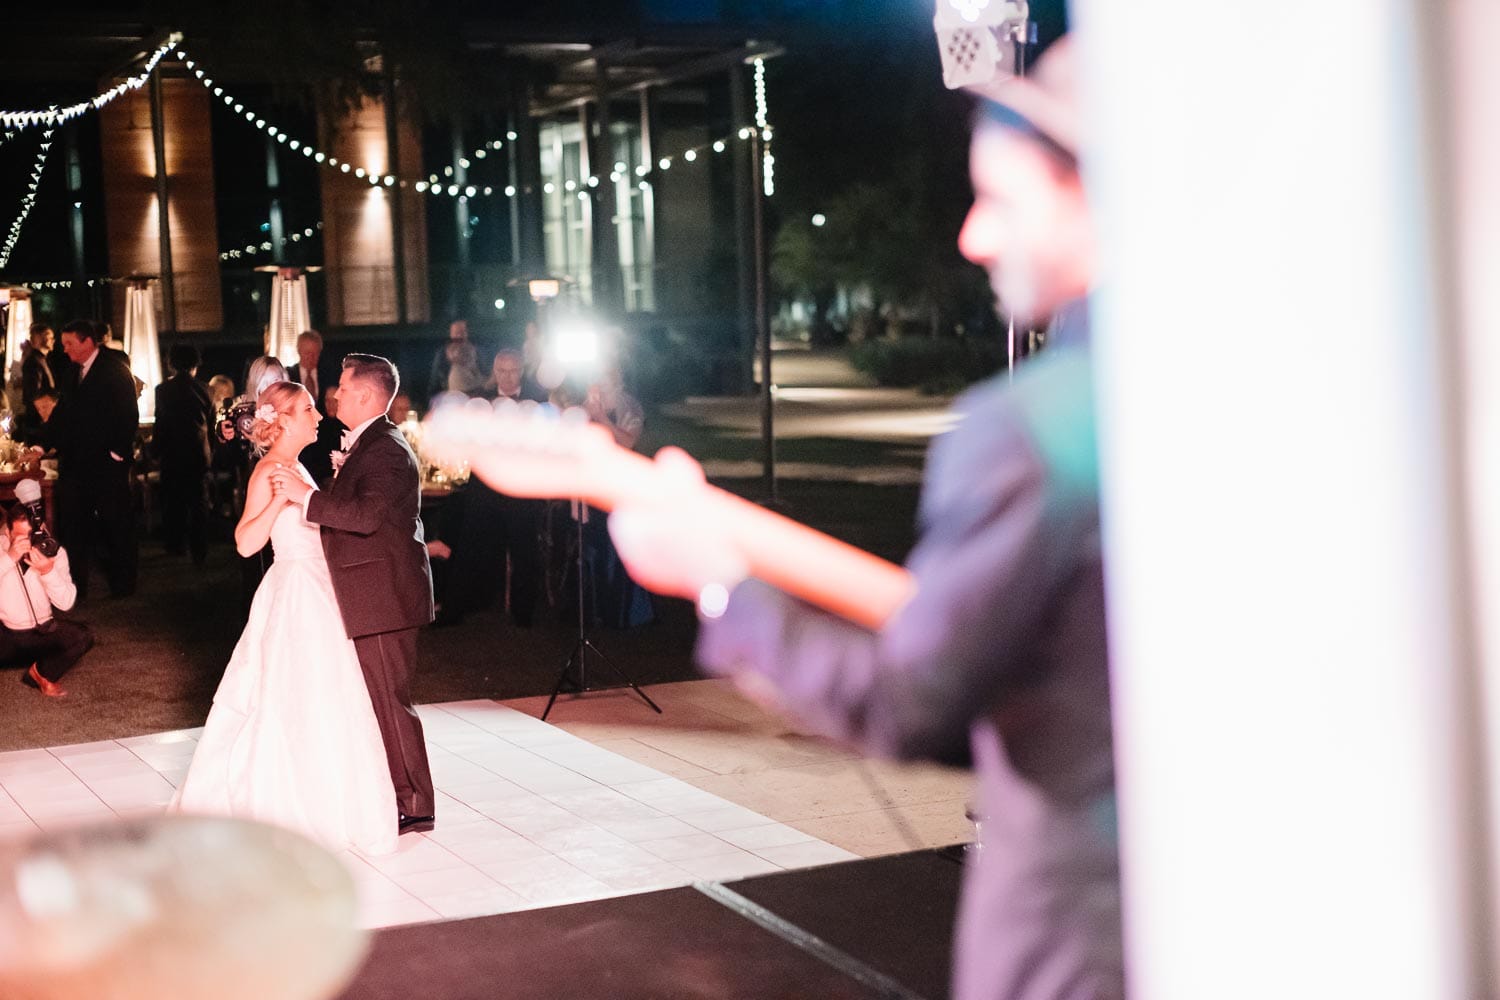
300 413 384 516
340 413 383 452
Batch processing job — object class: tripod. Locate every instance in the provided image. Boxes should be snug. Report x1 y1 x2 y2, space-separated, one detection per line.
541 499 662 721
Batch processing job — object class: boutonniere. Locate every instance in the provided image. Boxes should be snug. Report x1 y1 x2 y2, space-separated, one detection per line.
330 449 348 478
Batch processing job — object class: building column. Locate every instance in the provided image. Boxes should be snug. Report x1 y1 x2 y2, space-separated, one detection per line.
510 68 547 279
317 89 428 327
100 72 222 332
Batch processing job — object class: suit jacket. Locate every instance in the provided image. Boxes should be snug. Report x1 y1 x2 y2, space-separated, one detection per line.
300 415 347 487
20 350 56 408
696 301 1119 1000
153 373 214 473
307 417 434 638
289 358 342 414
52 349 139 478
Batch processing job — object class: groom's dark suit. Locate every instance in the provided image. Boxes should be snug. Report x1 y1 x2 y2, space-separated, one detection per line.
305 416 436 819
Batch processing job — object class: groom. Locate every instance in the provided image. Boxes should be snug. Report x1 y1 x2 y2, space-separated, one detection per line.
271 354 437 834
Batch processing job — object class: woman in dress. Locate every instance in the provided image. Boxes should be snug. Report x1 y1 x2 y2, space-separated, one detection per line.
171 381 397 856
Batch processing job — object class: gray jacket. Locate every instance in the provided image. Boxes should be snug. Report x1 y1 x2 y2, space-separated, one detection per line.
697 306 1121 1000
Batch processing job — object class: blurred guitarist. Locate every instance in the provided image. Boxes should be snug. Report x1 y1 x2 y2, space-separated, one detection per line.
606 38 1118 1000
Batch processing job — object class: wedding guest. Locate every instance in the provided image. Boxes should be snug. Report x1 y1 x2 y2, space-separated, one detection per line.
388 391 413 425
97 321 144 401
15 389 58 448
154 344 214 567
444 341 485 396
0 505 93 698
20 324 57 421
52 319 139 600
434 350 546 629
290 329 339 415
427 319 470 399
207 374 235 414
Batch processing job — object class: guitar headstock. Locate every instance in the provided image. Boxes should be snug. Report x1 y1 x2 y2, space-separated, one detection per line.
419 395 624 505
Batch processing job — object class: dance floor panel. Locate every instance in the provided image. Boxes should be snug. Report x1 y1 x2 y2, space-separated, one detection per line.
337 849 962 1000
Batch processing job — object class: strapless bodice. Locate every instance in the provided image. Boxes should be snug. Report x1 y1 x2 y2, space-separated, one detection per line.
269 498 323 562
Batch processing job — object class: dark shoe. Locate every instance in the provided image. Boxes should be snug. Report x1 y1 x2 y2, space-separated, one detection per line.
23 664 66 698
398 813 435 834
430 611 464 629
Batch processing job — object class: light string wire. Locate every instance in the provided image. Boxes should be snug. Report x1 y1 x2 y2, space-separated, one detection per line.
0 36 181 130
0 125 57 270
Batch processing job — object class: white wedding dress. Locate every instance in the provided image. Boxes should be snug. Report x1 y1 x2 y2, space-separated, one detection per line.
171 474 397 856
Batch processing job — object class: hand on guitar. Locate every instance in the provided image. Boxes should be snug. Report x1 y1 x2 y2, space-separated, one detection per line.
607 447 749 604
420 397 913 630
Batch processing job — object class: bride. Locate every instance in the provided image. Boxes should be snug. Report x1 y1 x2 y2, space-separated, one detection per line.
171 381 397 856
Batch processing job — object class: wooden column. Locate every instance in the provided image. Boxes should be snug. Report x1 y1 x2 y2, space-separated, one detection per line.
318 92 428 327
99 74 222 331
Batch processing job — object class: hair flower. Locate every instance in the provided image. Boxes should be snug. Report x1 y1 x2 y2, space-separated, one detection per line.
255 403 277 423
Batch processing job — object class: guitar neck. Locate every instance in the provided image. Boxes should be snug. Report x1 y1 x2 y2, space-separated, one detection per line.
582 449 912 631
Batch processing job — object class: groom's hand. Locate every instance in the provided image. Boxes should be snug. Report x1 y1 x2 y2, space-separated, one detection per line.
269 465 313 504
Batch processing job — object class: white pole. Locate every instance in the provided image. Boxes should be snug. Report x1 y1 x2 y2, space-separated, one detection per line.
1073 1 1491 997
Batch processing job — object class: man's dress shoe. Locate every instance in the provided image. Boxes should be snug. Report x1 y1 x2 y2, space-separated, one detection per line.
399 813 435 834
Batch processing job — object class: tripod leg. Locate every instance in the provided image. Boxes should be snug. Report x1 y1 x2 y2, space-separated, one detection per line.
581 640 663 715
542 644 583 721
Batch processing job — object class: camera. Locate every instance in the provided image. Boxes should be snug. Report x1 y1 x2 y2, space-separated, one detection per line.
220 395 258 443
13 479 59 558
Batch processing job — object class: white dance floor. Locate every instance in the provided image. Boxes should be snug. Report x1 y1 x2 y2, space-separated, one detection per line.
0 699 861 928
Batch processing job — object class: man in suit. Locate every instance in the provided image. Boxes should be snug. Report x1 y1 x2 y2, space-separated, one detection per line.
270 354 437 835
20 324 57 417
53 319 140 600
605 37 1119 1000
291 330 340 416
434 350 546 628
154 343 214 567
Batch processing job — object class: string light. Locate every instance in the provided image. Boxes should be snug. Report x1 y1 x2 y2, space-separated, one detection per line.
0 35 180 132
753 57 775 197
219 222 323 261
180 48 524 204
0 126 56 270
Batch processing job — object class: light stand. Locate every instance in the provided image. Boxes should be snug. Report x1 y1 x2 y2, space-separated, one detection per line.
523 280 661 722
541 498 661 721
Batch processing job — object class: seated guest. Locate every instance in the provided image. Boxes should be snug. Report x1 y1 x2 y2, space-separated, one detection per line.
486 349 546 404
388 391 413 425
0 505 93 697
14 389 57 449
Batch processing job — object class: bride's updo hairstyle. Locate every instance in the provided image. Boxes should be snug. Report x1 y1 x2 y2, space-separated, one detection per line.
248 380 306 455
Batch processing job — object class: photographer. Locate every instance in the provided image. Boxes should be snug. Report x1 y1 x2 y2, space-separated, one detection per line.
0 504 92 697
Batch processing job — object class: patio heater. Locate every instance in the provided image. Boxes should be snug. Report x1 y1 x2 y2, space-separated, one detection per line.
122 276 162 421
